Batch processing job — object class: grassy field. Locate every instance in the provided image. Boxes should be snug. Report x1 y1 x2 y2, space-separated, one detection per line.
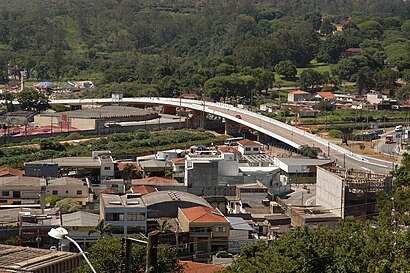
274 61 331 87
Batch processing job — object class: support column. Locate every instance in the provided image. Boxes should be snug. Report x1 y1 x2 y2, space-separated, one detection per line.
189 110 202 128
225 120 240 135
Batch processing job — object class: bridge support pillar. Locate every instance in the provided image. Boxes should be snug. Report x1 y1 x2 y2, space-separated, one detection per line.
257 132 269 143
225 120 240 136
162 105 177 115
189 110 202 128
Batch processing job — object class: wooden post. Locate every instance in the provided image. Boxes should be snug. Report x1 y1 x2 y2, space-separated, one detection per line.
146 231 159 273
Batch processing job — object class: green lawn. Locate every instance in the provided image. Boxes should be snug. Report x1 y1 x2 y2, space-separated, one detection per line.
275 61 331 87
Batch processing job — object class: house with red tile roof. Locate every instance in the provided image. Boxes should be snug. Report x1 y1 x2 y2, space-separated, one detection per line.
315 92 337 101
130 185 157 195
288 90 312 103
179 261 224 273
178 206 230 253
132 176 178 184
237 139 262 155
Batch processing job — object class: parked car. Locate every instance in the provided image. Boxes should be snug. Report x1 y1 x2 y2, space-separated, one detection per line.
216 251 233 258
193 251 210 262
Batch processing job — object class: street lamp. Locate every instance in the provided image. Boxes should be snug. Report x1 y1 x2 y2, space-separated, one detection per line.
48 227 97 273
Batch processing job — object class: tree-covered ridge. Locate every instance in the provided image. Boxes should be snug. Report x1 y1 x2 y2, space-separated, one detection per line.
0 0 409 101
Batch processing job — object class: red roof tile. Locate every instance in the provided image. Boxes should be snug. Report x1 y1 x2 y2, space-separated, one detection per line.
180 261 224 273
238 139 261 146
0 167 24 177
180 206 228 223
171 158 186 163
130 185 157 195
290 90 310 95
217 146 239 154
316 92 336 99
132 177 178 184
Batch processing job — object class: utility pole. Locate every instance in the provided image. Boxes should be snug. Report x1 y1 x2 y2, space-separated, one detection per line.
123 231 159 273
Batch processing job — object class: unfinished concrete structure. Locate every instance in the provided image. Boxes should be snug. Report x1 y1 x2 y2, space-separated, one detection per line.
316 166 393 219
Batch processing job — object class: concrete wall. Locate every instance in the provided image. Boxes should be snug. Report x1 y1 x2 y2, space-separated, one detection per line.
316 167 344 218
218 158 239 176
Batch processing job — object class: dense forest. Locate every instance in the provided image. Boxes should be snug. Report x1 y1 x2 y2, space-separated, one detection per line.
0 0 409 101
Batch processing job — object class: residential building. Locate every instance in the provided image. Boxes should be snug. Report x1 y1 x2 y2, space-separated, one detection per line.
0 244 81 273
288 90 311 103
226 216 255 253
274 157 333 184
155 149 185 161
178 206 230 253
0 176 46 205
130 185 157 195
316 166 392 219
169 157 186 181
184 151 237 196
138 159 170 177
100 191 212 235
179 261 224 273
298 107 320 118
237 139 262 155
259 103 280 113
100 193 147 235
47 177 90 205
314 92 337 101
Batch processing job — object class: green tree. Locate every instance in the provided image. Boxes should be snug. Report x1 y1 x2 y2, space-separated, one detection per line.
358 20 383 39
39 139 65 151
55 198 81 214
88 219 113 239
122 163 136 181
76 237 182 273
275 60 297 79
375 69 399 90
356 66 376 94
299 69 323 91
298 145 322 158
16 89 50 113
46 195 63 207
5 236 20 246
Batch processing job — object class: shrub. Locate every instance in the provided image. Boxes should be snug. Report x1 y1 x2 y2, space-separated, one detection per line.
329 129 344 138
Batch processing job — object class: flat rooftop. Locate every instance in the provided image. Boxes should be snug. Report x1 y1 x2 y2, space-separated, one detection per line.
26 157 104 168
0 244 80 272
101 194 145 208
276 157 333 166
39 106 157 119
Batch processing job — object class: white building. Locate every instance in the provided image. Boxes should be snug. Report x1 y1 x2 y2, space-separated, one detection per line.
155 149 185 161
237 139 262 155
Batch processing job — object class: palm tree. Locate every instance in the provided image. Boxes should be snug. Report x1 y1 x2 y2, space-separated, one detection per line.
156 219 172 233
88 219 113 239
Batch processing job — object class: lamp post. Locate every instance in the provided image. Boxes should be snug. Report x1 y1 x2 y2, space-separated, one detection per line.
48 227 97 273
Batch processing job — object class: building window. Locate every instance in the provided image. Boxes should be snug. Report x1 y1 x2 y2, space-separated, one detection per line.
106 213 124 221
215 226 226 232
76 190 82 195
2 191 9 197
127 212 145 221
52 190 58 195
190 227 211 233
245 148 251 151
253 147 259 151
104 167 111 170
127 226 145 234
12 191 20 198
